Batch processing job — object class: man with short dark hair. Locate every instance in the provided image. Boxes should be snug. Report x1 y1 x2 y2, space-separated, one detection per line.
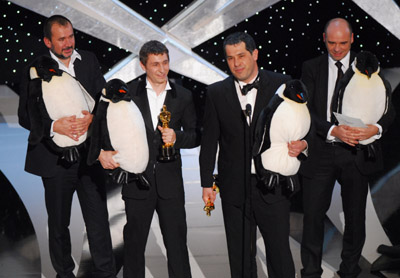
200 31 304 278
99 40 199 278
300 18 395 278
18 15 116 278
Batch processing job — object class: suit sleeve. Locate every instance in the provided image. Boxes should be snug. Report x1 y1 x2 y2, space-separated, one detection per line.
301 61 333 139
75 51 106 107
377 77 396 133
18 61 53 137
90 54 106 100
199 86 220 188
174 89 200 149
18 64 31 130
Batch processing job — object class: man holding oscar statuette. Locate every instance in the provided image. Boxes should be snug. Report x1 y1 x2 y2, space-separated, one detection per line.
99 40 199 278
200 32 307 278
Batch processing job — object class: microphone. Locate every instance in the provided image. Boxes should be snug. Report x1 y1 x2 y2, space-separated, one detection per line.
245 104 252 117
245 104 252 125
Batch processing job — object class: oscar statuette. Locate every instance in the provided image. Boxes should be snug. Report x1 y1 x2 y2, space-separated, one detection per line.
203 174 220 216
158 105 178 162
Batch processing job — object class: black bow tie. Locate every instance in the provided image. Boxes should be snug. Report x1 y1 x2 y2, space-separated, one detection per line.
240 79 260 96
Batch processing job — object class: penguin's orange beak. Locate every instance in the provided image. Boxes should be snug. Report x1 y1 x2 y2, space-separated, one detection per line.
297 93 305 100
119 89 127 94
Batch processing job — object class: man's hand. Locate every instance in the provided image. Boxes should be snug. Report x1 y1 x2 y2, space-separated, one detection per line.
331 125 360 146
157 126 176 145
75 110 93 137
288 140 307 157
98 150 120 170
352 124 379 142
202 187 217 205
53 111 93 141
53 115 79 141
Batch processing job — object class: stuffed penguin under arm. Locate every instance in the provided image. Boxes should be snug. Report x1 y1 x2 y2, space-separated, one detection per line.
335 51 390 145
27 55 95 163
87 79 150 187
253 79 311 193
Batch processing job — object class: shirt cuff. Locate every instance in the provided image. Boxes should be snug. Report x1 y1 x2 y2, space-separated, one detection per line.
301 140 308 156
326 125 336 141
50 121 55 137
373 124 382 139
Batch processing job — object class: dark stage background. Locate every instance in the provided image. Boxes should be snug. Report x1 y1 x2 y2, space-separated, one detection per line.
2 0 400 103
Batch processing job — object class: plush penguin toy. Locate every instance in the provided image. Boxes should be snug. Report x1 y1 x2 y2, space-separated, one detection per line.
28 55 95 163
253 79 310 192
87 79 149 187
335 51 391 145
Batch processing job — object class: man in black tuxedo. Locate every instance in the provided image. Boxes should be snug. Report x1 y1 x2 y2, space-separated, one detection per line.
200 32 307 278
99 40 199 278
300 18 395 278
18 15 116 278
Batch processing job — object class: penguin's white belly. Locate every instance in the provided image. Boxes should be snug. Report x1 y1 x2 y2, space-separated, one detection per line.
42 72 95 147
261 102 310 176
107 101 149 173
342 74 386 144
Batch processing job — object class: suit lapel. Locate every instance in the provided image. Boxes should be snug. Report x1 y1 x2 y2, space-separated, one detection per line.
224 76 246 123
163 82 177 121
318 52 355 115
319 56 329 114
133 80 154 132
253 71 272 124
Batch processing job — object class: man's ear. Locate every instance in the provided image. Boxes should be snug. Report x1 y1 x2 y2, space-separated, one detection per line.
43 37 52 49
252 49 259 61
139 62 146 72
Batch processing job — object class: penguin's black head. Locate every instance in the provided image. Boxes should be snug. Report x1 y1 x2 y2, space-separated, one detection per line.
355 51 379 79
32 55 63 82
103 79 131 103
283 79 308 103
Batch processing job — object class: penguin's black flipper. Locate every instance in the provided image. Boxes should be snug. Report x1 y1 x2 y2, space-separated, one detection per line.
27 79 45 145
336 68 355 115
253 107 269 157
380 72 393 116
252 94 283 156
87 101 110 165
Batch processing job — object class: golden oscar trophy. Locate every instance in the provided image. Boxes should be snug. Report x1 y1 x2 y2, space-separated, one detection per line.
203 174 220 216
158 105 178 162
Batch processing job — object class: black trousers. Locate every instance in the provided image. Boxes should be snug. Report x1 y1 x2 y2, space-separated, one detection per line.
221 175 295 278
123 184 191 278
301 143 368 278
42 162 116 278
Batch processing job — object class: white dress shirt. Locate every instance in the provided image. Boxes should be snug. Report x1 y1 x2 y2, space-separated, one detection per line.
234 72 259 174
146 79 171 130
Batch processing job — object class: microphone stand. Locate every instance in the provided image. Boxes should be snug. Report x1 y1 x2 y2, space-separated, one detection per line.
242 104 254 277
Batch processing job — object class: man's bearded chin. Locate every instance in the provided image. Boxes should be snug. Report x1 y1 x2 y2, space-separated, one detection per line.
52 47 73 60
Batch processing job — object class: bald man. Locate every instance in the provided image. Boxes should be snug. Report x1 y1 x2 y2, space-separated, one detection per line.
299 18 395 278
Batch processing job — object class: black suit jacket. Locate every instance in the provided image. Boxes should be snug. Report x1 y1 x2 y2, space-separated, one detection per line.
18 50 106 177
301 53 395 176
199 70 291 205
122 79 199 200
